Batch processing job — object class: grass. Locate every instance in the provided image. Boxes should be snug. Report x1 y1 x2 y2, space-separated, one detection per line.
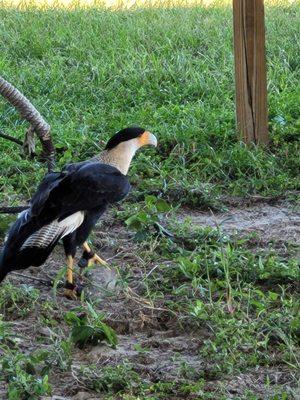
0 1 299 208
0 1 299 399
0 214 299 398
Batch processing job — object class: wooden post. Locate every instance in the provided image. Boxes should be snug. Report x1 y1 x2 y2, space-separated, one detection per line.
233 0 268 144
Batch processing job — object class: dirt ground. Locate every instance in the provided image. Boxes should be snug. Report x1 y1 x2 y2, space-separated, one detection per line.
0 200 299 399
180 202 300 253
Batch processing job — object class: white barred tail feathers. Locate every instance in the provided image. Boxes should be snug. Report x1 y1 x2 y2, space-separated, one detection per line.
21 212 85 250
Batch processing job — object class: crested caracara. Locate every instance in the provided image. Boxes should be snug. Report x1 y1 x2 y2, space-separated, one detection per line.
0 127 157 298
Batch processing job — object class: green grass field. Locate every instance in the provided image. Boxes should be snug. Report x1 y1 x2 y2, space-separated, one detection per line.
0 1 299 399
0 1 299 206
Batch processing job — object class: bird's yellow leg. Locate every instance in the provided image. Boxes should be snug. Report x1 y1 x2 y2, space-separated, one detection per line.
64 255 77 299
67 255 74 284
83 241 108 267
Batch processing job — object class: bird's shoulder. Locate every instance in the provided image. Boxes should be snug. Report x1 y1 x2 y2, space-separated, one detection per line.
69 162 131 201
30 161 130 219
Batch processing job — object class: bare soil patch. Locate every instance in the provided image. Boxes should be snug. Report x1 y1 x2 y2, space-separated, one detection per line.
180 202 300 253
0 201 299 399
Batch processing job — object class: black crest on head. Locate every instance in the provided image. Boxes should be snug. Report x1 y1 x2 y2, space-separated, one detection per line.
105 127 145 150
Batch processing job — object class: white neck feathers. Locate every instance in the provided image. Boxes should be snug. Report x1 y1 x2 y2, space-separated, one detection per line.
96 140 139 175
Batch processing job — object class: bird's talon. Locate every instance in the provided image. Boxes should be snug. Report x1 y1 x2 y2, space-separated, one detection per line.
64 288 78 300
88 254 108 267
64 279 84 299
74 281 84 296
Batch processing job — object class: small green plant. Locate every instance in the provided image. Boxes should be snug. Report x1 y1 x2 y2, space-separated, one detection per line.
40 338 73 372
81 362 141 394
0 315 15 346
120 195 172 241
133 343 150 353
0 283 40 318
1 351 52 400
64 302 118 349
39 299 62 327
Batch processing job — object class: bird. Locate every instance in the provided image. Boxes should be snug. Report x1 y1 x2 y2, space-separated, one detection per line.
0 127 157 298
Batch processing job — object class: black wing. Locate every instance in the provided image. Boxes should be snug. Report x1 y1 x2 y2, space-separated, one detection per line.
31 162 131 224
0 162 130 275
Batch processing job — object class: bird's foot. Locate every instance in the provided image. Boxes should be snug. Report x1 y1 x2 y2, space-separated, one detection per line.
88 253 108 267
78 250 108 270
64 281 84 299
64 288 77 300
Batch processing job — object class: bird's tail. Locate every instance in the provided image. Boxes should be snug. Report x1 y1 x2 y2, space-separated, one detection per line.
0 249 9 283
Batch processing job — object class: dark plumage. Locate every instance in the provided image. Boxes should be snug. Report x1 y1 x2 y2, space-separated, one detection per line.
0 127 157 296
0 162 130 282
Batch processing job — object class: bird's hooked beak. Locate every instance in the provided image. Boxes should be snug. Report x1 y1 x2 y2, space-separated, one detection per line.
138 131 158 148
